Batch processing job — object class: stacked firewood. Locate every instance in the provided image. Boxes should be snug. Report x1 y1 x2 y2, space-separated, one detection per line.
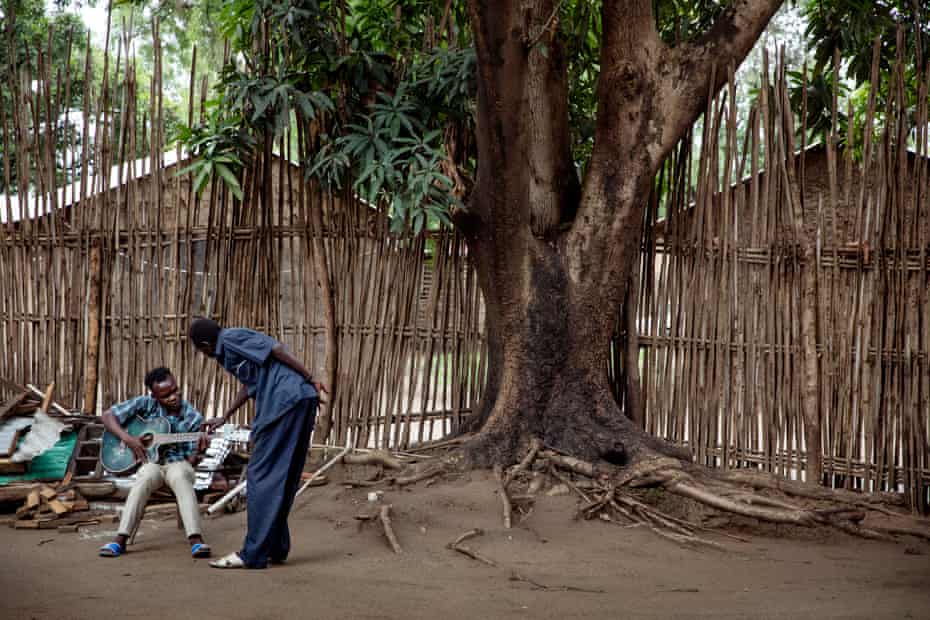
8 483 116 531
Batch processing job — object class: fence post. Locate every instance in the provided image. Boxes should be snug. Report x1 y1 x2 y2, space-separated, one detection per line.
82 239 102 415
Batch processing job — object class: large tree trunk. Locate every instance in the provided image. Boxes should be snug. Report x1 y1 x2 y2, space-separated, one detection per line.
464 237 644 465
460 0 783 467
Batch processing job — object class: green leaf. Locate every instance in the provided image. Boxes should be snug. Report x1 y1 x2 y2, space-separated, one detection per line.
214 163 244 201
176 162 204 177
193 162 212 196
252 92 275 122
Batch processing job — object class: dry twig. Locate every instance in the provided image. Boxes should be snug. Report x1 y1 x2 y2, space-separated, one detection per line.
379 505 403 553
447 529 496 566
493 465 512 529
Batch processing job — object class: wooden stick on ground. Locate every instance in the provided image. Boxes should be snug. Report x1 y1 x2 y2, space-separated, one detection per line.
493 465 512 529
451 528 484 547
379 504 403 553
447 528 496 566
508 571 606 594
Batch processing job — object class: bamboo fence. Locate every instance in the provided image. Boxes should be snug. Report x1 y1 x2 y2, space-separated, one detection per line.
621 49 930 509
0 19 485 449
1 19 927 507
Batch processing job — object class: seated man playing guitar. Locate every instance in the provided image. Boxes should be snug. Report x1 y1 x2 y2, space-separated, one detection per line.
98 366 211 559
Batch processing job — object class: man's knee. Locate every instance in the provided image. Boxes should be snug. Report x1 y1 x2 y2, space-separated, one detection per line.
132 463 164 491
165 461 196 488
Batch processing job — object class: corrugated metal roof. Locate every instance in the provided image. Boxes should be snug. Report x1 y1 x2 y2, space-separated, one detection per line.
0 149 183 224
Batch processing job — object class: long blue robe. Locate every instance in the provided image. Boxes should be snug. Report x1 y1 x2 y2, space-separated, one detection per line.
213 328 318 568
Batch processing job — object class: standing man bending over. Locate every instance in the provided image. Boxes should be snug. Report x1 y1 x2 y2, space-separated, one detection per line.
189 318 324 569
98 367 211 559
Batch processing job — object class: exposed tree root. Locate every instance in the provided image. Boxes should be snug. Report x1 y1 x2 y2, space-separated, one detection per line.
542 451 600 478
342 450 403 470
871 524 930 542
394 465 444 487
504 437 543 486
716 470 906 507
407 434 474 453
450 437 930 548
338 432 927 549
344 463 446 489
548 465 592 502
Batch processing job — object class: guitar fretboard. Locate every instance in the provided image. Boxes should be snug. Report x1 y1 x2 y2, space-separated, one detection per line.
151 433 206 445
149 430 250 446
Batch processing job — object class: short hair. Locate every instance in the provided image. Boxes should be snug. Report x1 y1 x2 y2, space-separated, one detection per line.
144 366 173 390
189 317 222 345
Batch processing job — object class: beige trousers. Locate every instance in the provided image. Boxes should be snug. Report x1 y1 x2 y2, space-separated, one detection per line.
118 460 202 539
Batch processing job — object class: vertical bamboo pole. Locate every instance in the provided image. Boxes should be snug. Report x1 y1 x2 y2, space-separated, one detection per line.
82 240 102 414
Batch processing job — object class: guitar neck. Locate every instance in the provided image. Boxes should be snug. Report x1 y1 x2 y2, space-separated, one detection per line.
152 432 205 446
150 430 250 446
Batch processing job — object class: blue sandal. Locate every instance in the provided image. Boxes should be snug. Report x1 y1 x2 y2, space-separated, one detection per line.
191 542 212 558
99 542 124 557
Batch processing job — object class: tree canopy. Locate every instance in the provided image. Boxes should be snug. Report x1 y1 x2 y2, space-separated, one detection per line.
153 0 926 232
0 0 89 191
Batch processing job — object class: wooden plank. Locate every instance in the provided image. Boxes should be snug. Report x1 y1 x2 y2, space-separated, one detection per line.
14 520 41 529
57 520 100 532
0 391 30 420
0 484 39 503
15 504 36 519
47 499 72 515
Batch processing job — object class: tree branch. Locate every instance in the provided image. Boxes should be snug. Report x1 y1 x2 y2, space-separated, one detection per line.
660 0 784 154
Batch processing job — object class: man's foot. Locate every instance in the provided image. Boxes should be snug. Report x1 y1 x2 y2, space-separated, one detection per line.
99 542 124 557
209 552 246 569
191 542 212 558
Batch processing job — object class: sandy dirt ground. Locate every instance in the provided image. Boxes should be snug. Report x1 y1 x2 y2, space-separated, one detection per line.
1 471 928 620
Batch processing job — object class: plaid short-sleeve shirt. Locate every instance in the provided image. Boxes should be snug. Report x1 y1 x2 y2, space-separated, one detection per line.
110 395 204 464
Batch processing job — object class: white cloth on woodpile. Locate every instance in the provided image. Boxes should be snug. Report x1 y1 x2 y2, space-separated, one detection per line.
11 411 66 463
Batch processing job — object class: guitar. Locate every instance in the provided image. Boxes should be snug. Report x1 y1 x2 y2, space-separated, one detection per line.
101 416 249 474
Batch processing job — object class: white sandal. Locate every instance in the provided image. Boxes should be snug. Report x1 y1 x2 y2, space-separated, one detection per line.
209 552 245 569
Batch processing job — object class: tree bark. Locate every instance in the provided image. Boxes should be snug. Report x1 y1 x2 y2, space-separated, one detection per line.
623 271 644 427
461 238 651 465
310 189 339 445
